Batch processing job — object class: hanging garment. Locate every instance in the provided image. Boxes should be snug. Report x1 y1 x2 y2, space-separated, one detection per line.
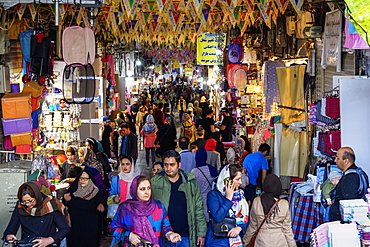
279 128 307 178
262 60 285 113
343 16 370 49
276 65 306 124
292 194 316 243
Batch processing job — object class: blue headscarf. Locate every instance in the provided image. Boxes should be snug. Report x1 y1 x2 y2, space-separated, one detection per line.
143 114 157 134
195 148 208 167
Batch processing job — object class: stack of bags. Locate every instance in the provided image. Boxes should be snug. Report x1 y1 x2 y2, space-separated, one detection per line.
1 92 33 153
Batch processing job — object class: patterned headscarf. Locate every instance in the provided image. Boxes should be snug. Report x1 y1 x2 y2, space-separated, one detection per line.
18 182 69 219
121 175 157 244
164 117 172 125
143 114 157 134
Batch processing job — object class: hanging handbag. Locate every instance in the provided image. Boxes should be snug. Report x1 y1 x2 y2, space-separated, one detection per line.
212 216 237 238
249 198 281 247
107 178 120 218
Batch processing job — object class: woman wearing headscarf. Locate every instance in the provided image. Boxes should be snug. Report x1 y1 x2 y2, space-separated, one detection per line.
3 182 70 246
140 114 158 167
155 117 177 157
122 112 137 135
85 137 112 175
181 113 196 143
191 149 217 222
206 164 249 247
243 174 296 247
205 138 221 172
136 105 147 134
61 146 80 180
63 169 106 247
107 155 139 217
78 147 107 198
110 175 181 247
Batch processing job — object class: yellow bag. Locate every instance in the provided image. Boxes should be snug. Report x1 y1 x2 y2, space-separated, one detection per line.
22 80 44 98
10 132 32 146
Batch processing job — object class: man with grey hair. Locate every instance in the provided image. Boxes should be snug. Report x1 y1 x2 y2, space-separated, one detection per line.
329 147 369 221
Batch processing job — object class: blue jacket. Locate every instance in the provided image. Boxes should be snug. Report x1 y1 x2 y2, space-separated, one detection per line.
205 190 249 246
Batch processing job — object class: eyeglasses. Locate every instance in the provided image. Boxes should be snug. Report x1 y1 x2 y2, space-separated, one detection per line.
79 177 90 182
20 198 35 206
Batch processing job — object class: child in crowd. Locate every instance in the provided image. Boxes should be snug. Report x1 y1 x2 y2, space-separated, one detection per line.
321 170 342 221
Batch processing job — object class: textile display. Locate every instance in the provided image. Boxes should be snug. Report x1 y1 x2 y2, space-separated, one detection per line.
262 60 285 113
292 194 316 243
279 128 307 178
273 123 283 176
276 65 306 124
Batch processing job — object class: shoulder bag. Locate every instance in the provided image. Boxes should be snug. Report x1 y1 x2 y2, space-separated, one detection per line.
107 178 120 218
211 190 237 238
249 198 281 247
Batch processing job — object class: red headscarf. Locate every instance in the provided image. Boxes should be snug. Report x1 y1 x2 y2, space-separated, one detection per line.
205 138 217 151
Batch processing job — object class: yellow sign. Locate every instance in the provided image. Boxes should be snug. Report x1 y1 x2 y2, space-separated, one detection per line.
196 33 226 65
184 65 193 77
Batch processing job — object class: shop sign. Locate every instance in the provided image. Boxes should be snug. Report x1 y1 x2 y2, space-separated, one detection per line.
196 33 226 65
184 65 193 77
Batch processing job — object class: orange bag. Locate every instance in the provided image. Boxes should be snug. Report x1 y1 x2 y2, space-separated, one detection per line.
10 132 32 146
1 92 31 119
22 80 44 98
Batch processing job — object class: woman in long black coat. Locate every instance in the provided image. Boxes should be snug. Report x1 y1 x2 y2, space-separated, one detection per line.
63 168 106 247
155 117 177 156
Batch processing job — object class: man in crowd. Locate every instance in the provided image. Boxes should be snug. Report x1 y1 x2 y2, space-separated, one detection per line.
242 143 270 206
156 94 167 104
130 98 140 124
115 123 138 164
179 137 196 173
195 109 215 140
192 100 202 122
329 147 369 221
154 102 165 129
191 127 207 149
101 116 113 158
218 108 233 142
151 150 207 247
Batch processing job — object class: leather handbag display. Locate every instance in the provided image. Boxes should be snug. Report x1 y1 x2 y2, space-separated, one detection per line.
249 199 281 247
212 216 237 238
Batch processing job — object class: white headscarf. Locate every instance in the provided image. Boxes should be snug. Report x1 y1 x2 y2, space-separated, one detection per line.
118 161 139 200
216 165 249 225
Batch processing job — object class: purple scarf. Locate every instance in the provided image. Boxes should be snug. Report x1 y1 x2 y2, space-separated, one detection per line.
121 175 157 245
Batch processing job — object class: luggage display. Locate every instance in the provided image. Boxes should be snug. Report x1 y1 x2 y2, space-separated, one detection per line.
2 117 32 136
10 132 32 146
1 92 31 119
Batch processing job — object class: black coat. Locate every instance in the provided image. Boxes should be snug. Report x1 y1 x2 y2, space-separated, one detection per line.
156 125 177 156
329 164 368 221
64 169 107 247
3 209 69 245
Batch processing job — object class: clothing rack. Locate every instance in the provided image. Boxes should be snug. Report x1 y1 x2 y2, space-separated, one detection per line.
323 86 339 97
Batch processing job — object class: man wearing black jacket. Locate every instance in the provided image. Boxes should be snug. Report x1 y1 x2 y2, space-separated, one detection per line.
114 123 138 164
329 147 369 221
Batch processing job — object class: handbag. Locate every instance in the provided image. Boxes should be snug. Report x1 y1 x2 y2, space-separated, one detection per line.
107 178 119 218
212 216 236 238
249 199 281 247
